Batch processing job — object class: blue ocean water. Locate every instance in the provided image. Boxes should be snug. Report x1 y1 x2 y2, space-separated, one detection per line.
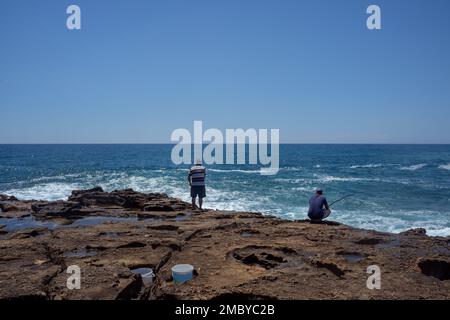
1 144 450 236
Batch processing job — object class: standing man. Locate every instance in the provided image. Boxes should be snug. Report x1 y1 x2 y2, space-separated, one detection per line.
188 159 206 210
308 188 331 221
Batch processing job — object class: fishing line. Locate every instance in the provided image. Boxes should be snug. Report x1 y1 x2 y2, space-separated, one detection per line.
329 194 353 207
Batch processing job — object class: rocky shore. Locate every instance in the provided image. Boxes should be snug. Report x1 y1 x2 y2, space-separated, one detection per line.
0 188 449 300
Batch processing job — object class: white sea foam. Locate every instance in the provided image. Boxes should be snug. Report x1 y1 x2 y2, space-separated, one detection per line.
202 188 272 213
400 163 427 171
281 207 310 220
438 163 450 170
1 172 182 202
314 174 370 183
4 182 81 201
273 178 310 184
30 173 83 183
350 164 383 169
425 227 450 237
282 167 303 172
322 209 450 236
291 187 315 192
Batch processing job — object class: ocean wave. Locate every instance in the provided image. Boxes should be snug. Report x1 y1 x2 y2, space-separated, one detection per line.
282 167 303 172
273 178 310 184
201 188 273 213
29 173 83 183
400 163 427 171
323 209 450 236
438 163 450 170
350 164 383 169
313 174 371 183
425 227 450 237
279 207 310 220
291 187 314 192
2 172 183 202
3 182 82 201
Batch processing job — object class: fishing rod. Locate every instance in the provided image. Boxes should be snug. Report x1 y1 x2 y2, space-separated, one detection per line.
329 194 353 207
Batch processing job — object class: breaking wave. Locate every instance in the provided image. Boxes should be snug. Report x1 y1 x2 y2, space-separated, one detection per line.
350 164 383 169
313 174 372 183
438 163 450 170
400 164 427 171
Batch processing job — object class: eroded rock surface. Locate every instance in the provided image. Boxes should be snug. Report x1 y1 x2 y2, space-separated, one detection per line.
0 188 449 300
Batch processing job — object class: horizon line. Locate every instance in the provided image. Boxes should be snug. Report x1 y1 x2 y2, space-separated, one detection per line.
1 142 450 146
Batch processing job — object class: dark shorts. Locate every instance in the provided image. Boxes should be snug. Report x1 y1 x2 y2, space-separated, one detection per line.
308 211 324 221
191 186 206 198
308 209 330 221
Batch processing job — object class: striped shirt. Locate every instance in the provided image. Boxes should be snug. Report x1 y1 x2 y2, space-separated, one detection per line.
189 165 206 186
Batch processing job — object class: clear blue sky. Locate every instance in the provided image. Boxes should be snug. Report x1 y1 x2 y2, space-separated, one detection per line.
1 0 450 143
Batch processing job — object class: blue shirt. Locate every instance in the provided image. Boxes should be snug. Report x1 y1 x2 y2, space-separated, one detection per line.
308 195 328 220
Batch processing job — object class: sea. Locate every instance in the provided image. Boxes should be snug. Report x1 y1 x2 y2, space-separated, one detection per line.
1 144 450 236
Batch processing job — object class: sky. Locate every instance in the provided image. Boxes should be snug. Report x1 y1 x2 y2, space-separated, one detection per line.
1 0 450 144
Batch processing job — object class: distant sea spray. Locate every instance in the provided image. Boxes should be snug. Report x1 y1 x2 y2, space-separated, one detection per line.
400 163 428 171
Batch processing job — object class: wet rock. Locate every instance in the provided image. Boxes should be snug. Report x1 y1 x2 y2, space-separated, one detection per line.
355 237 384 245
115 274 143 300
0 200 33 214
144 204 175 212
0 203 19 212
9 227 48 239
0 226 7 235
336 251 367 263
232 246 292 269
70 186 104 196
417 258 450 281
68 188 189 212
147 224 179 231
117 241 147 249
31 201 82 217
0 211 31 219
70 192 125 207
239 229 260 237
242 253 283 269
308 220 341 226
0 194 18 201
310 260 345 278
400 228 427 236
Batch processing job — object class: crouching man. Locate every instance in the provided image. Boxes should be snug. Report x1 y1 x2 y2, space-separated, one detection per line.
308 188 331 221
